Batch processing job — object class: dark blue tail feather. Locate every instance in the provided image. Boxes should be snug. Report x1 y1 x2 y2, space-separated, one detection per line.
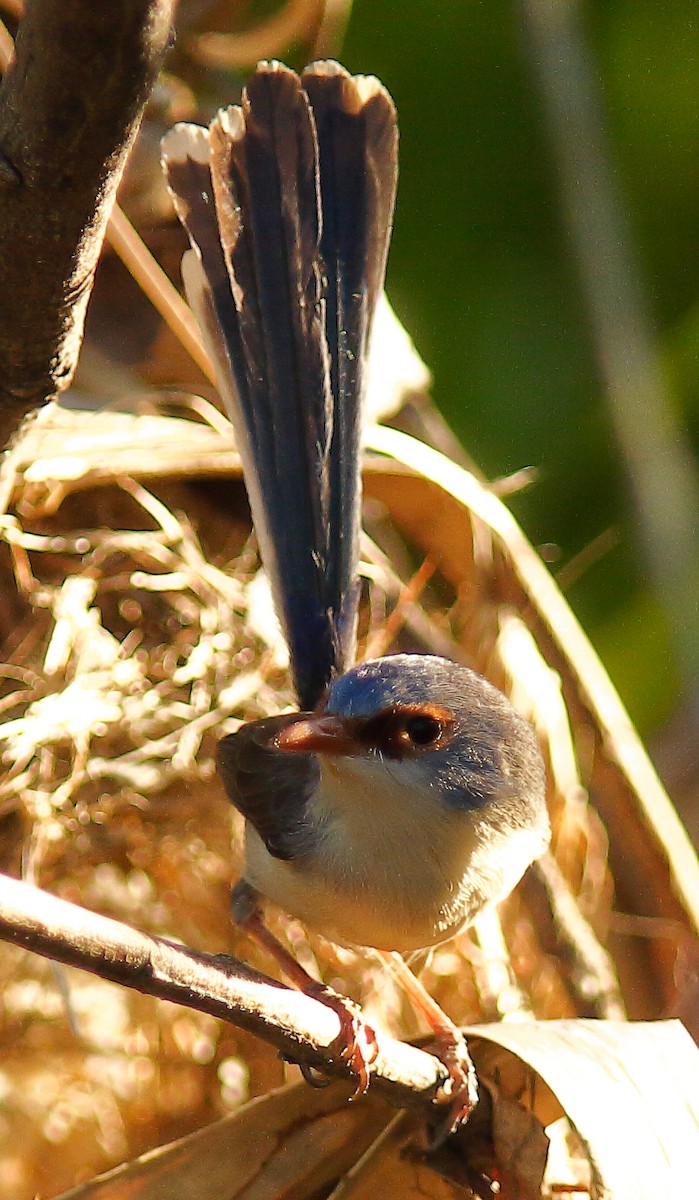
162 62 397 708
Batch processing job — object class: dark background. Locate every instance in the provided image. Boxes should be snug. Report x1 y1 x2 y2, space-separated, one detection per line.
337 0 699 743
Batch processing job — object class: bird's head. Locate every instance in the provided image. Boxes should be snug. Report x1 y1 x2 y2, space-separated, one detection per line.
276 653 548 829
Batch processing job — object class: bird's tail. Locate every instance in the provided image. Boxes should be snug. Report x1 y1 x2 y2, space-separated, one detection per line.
162 61 398 709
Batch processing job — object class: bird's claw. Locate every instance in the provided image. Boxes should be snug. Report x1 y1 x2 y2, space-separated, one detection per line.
429 1028 479 1145
306 982 379 1097
297 1061 333 1088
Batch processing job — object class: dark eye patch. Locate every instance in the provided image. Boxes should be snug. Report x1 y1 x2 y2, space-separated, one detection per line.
357 703 456 759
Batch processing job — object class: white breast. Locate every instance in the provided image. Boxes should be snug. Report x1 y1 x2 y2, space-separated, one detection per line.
243 754 544 951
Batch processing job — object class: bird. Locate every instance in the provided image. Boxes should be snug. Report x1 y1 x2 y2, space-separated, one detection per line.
161 59 550 1132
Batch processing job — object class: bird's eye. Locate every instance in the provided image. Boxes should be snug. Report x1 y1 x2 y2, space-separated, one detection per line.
404 714 443 747
360 704 455 757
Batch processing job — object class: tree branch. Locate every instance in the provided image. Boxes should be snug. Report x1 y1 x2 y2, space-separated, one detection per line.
0 0 176 449
0 872 448 1113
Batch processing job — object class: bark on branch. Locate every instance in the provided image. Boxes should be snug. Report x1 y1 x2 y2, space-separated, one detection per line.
0 872 449 1114
0 0 176 449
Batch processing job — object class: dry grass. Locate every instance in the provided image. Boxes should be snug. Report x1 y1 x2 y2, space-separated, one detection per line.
0 466 297 1194
0 432 639 1195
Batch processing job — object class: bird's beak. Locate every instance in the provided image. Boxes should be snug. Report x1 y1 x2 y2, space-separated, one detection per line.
276 714 362 756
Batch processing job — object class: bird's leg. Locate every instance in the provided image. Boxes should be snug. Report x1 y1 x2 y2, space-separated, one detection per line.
376 949 478 1140
231 881 378 1094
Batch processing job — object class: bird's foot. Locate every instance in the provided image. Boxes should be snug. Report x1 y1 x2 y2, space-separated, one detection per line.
429 1026 479 1146
373 950 478 1142
232 885 378 1096
304 979 379 1096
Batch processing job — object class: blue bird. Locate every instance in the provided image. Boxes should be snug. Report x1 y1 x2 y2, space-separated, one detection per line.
162 60 549 1129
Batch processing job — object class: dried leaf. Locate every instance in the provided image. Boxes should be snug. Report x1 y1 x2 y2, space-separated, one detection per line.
55 1081 394 1200
466 1018 699 1198
324 1112 464 1200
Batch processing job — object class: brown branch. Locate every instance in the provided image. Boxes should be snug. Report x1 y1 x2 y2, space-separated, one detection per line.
0 0 176 449
0 871 448 1114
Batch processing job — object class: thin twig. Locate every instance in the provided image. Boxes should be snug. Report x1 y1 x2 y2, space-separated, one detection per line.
0 871 450 1114
190 0 326 70
107 204 215 385
364 556 436 659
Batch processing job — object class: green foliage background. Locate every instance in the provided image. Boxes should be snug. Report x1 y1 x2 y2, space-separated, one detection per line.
338 0 699 736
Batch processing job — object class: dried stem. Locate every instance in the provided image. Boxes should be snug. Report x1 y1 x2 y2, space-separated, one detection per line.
0 0 176 448
0 871 450 1114
106 204 215 384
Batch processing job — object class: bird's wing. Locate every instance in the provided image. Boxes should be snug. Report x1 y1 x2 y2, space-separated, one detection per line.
162 61 398 709
217 715 320 861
